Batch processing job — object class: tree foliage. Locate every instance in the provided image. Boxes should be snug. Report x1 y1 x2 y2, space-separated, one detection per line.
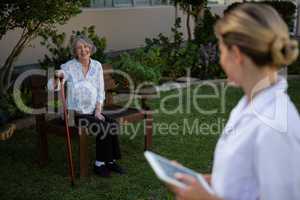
194 8 219 45
170 0 207 41
0 0 84 95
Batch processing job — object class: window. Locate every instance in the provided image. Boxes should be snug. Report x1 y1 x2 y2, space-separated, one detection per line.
88 0 170 8
207 0 225 5
90 0 113 7
153 0 169 5
135 0 149 6
115 0 133 7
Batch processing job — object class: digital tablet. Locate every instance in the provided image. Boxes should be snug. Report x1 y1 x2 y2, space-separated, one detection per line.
144 151 214 194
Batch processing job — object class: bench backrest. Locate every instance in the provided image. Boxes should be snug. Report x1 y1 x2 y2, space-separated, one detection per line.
102 64 116 105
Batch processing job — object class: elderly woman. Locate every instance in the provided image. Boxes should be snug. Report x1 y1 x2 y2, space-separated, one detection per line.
169 3 300 200
48 35 124 177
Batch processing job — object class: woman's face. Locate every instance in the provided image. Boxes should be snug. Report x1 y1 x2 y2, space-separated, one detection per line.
75 41 91 61
219 41 242 86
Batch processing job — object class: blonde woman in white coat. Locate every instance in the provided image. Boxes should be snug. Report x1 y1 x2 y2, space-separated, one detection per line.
170 3 300 200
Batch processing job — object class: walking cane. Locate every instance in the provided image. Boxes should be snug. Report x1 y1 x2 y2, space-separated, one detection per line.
59 78 75 186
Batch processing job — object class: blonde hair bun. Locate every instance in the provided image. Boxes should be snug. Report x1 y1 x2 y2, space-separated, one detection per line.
215 3 299 68
271 37 299 66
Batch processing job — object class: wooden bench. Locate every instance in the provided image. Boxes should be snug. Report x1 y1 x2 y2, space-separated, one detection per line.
30 64 155 177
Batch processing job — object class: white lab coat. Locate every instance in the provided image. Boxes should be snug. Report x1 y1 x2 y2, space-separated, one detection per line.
211 76 300 200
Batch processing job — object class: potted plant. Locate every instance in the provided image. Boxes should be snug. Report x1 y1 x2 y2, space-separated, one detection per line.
0 99 16 141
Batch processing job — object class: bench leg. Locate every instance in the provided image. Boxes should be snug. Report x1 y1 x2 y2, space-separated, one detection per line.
144 112 153 150
36 119 49 166
79 128 89 177
38 129 49 166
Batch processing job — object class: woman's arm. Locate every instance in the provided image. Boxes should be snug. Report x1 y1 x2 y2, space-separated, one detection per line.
95 63 105 121
95 102 105 121
96 63 105 106
203 174 212 186
97 63 105 104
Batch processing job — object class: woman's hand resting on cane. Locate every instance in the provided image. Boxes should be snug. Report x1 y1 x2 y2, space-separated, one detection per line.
95 104 105 121
54 70 64 90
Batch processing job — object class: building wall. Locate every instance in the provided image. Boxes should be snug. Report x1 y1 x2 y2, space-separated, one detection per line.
0 5 226 66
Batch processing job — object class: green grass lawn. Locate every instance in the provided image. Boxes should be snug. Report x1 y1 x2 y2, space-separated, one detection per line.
1 80 299 200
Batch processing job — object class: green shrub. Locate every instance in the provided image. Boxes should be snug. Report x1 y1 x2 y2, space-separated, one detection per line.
39 25 106 69
144 11 225 79
288 63 300 74
0 89 31 121
171 42 200 78
145 18 190 78
145 19 183 55
113 48 162 88
194 8 219 45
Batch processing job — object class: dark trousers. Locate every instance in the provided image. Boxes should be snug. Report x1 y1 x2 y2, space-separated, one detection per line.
75 113 121 162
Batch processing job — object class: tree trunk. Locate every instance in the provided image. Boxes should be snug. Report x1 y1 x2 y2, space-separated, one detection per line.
186 5 192 41
0 30 33 95
174 1 178 19
193 4 205 43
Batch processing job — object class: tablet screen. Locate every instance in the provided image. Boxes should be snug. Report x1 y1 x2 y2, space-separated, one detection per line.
157 155 199 180
145 151 214 194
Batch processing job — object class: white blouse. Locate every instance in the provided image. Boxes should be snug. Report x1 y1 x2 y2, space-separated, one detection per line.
47 59 105 114
211 76 300 200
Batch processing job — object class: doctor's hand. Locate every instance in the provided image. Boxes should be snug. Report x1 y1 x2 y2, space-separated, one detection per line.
167 173 218 200
95 109 105 121
203 174 212 186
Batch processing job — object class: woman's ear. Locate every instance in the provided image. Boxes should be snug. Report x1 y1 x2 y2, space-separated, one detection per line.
231 45 244 65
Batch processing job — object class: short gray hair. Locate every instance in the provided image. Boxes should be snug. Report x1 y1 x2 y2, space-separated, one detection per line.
70 35 97 58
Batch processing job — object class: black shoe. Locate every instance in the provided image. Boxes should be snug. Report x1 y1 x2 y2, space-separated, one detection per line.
93 164 111 177
106 162 126 175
